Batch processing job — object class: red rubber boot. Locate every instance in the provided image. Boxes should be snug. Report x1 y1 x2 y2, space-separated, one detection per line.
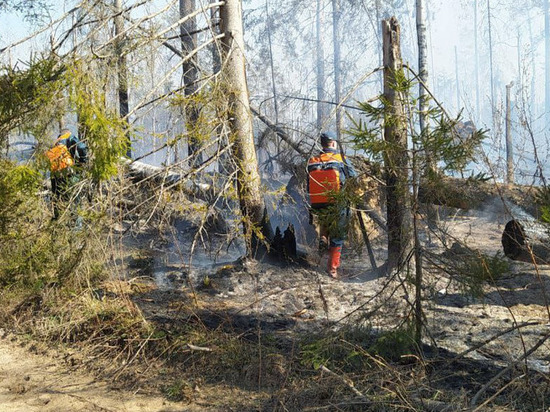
327 246 342 279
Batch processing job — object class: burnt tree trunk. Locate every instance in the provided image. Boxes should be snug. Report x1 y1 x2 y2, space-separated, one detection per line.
382 17 412 271
502 219 550 264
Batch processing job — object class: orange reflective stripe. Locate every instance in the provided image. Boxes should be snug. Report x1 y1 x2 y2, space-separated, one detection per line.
308 151 346 204
307 152 344 166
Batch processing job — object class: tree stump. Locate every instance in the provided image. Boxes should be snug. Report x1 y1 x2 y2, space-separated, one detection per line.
502 219 550 264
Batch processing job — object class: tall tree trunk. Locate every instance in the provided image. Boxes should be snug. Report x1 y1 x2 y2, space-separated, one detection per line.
265 0 279 124
415 0 428 348
211 1 222 73
220 0 272 257
180 0 202 167
474 0 480 121
506 81 514 185
376 0 383 91
517 31 521 89
416 0 428 133
209 1 229 174
265 0 281 166
455 45 460 111
545 0 550 124
316 0 326 131
114 0 130 158
382 17 411 272
529 10 536 124
332 0 342 138
487 0 495 119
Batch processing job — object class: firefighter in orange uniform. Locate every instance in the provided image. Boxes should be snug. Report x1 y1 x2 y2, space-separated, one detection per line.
307 132 356 278
46 129 88 223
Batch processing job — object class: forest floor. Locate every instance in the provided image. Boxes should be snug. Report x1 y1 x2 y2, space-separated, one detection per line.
2 193 550 411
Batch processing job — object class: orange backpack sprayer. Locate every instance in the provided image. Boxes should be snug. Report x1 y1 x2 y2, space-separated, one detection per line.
45 132 75 172
307 152 344 207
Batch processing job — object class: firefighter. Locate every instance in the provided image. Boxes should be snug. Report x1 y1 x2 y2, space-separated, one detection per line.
307 131 356 278
46 129 88 226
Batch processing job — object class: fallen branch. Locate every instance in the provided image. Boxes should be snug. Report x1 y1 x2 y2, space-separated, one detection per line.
250 107 310 159
187 343 213 352
470 329 550 408
319 365 366 399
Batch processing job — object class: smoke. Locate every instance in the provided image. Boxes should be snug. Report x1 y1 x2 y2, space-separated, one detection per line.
481 196 536 225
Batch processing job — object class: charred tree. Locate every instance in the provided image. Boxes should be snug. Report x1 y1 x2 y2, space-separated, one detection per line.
382 17 412 271
502 219 550 264
220 0 272 258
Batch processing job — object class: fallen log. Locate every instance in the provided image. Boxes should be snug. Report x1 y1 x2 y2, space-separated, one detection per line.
121 157 216 201
501 219 550 264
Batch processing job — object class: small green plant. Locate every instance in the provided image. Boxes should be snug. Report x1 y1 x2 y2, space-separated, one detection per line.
300 337 333 370
369 326 416 361
163 379 192 402
534 186 550 223
300 326 374 371
456 251 511 298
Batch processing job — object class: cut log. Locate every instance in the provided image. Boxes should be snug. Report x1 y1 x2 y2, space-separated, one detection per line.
502 219 550 264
